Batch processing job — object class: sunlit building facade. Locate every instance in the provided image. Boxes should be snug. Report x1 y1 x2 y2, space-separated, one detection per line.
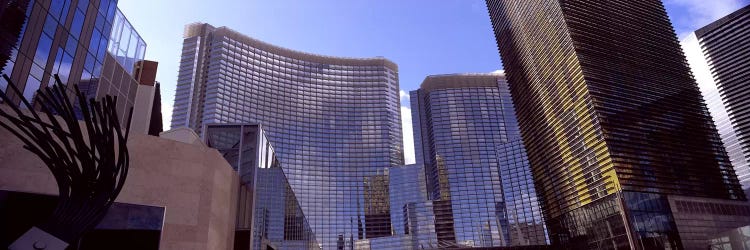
172 23 403 249
410 73 547 248
487 0 750 248
694 5 750 190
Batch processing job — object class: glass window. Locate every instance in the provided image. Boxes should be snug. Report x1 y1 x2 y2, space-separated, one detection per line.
93 61 102 77
106 1 116 20
42 14 57 37
84 52 95 73
96 35 107 60
33 33 53 69
58 52 73 83
70 10 85 37
22 74 41 102
98 0 109 15
65 34 77 54
76 0 89 11
52 47 64 74
89 28 101 55
49 0 64 20
95 13 105 31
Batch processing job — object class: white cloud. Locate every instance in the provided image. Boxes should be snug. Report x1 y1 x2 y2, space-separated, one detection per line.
490 69 504 75
681 34 714 92
399 90 409 103
681 34 726 126
665 0 746 39
401 106 416 164
161 103 173 131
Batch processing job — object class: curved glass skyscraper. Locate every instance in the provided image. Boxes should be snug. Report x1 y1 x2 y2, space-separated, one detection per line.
171 23 403 249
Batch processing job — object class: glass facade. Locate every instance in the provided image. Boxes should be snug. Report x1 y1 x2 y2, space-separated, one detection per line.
694 5 750 190
173 23 403 249
388 164 428 236
496 140 548 246
487 0 748 248
0 0 117 99
405 201 439 249
410 73 547 247
106 7 145 74
206 124 321 250
0 0 146 123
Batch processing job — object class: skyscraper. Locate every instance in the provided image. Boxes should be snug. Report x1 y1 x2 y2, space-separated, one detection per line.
693 5 750 190
171 23 403 249
0 0 149 123
410 73 547 247
487 0 750 248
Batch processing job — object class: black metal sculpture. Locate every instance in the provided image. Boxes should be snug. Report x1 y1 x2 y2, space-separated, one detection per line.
0 74 132 249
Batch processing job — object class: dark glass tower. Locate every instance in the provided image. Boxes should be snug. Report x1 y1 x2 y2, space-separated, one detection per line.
487 0 750 248
695 5 750 189
410 73 547 247
172 23 403 249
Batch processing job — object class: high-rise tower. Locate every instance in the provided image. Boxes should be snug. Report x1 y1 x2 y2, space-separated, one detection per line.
487 0 750 248
171 23 403 249
410 73 547 247
693 5 750 190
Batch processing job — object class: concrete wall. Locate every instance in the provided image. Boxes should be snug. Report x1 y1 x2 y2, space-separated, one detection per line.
0 115 238 250
129 83 156 135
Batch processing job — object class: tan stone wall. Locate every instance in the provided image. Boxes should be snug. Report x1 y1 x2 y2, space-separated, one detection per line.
0 117 238 250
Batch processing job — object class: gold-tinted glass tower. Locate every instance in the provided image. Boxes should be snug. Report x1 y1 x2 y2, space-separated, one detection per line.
486 0 749 248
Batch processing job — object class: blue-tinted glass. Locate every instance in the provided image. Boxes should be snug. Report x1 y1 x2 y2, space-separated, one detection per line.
65 35 77 54
95 13 104 31
93 61 102 77
98 0 109 15
102 20 112 38
58 52 73 83
118 23 131 57
106 2 116 21
52 47 64 73
96 35 107 60
70 10 85 37
84 52 95 73
127 33 138 58
76 0 89 12
49 0 64 20
33 34 53 68
89 28 101 55
81 70 92 81
29 63 45 81
60 0 70 23
42 14 57 37
136 40 145 62
23 74 41 102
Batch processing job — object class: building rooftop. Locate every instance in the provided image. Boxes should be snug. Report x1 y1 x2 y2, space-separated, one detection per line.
184 22 398 70
418 72 504 92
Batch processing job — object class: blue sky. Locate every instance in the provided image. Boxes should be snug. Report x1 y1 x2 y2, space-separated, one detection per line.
118 0 748 164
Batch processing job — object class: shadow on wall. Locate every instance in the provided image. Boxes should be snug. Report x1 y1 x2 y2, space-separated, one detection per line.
0 191 163 250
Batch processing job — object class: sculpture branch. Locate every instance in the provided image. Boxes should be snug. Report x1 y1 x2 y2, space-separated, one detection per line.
1 74 132 247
